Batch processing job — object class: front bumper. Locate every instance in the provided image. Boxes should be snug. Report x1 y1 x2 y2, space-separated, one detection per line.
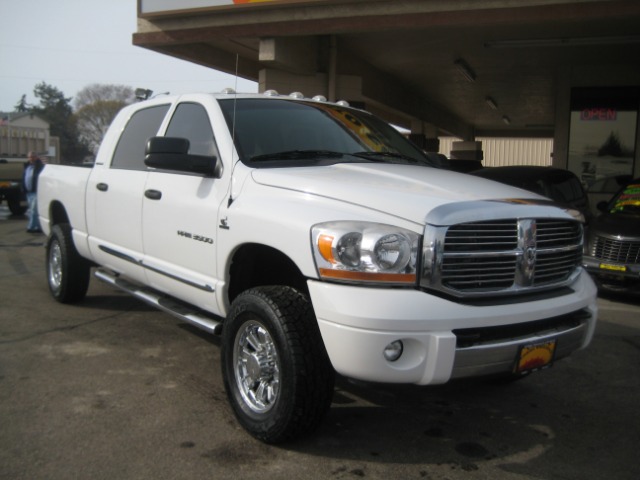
583 255 640 282
308 269 597 385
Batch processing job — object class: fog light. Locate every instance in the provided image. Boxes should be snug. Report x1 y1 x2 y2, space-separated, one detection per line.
383 340 403 362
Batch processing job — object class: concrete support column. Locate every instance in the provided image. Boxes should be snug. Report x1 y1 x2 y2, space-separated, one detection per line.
259 37 318 75
553 66 572 169
328 36 338 102
259 67 364 104
258 68 328 96
258 35 366 106
449 140 483 171
409 120 440 152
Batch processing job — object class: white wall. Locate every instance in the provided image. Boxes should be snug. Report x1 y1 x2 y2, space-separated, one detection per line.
439 137 554 167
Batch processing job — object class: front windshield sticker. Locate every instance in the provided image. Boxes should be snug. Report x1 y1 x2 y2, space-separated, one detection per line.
611 183 640 213
313 103 386 152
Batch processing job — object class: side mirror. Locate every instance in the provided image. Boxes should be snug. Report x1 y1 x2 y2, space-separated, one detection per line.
144 137 217 176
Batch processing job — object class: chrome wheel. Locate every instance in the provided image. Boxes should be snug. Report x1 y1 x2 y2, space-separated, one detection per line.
222 287 335 442
233 320 280 413
45 224 90 303
48 240 63 292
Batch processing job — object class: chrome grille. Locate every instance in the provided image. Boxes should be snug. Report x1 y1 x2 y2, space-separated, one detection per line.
444 221 517 252
422 218 582 297
591 236 640 264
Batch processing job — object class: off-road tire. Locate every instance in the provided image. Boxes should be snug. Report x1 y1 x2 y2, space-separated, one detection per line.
46 223 91 303
221 286 335 443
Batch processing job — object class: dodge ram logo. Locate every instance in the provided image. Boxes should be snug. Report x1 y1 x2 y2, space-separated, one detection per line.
518 219 537 286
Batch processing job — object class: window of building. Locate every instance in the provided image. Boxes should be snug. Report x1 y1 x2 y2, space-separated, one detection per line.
568 87 638 187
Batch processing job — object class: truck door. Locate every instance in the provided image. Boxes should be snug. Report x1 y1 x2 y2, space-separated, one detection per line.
86 103 170 284
142 101 226 314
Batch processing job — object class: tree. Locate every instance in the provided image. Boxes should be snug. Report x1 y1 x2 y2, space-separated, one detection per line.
73 83 135 110
28 82 89 162
75 100 127 154
14 95 29 112
73 84 135 154
598 131 624 157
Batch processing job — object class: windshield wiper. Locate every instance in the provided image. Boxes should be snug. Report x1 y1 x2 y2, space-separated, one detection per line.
250 150 344 162
351 151 430 165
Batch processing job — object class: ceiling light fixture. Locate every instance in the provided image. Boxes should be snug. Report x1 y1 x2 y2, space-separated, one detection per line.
502 115 511 125
485 96 498 110
485 35 640 49
454 58 476 82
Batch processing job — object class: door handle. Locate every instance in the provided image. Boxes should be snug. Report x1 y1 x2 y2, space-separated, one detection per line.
145 189 162 200
96 183 108 192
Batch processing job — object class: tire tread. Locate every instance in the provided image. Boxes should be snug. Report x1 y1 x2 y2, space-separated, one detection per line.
222 286 334 443
46 223 90 303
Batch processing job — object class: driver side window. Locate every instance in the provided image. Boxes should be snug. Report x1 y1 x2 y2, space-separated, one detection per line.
165 102 219 158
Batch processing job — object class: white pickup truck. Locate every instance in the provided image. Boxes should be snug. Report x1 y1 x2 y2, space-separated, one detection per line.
38 91 597 443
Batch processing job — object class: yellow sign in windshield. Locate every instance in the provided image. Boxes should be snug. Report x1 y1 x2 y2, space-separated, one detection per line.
611 183 640 213
312 103 387 152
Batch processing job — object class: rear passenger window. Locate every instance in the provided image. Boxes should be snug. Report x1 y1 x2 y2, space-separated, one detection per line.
165 103 218 158
111 104 170 170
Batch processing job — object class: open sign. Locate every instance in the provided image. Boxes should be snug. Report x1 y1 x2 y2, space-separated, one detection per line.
581 108 617 121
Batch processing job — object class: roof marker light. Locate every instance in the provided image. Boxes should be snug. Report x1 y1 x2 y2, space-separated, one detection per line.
336 100 350 107
312 95 327 102
221 88 236 94
290 91 305 99
264 89 279 96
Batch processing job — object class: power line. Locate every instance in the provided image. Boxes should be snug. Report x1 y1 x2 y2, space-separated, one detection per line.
0 43 147 56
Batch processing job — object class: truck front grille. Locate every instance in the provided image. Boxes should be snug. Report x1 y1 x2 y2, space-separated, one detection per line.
591 236 640 264
422 219 583 297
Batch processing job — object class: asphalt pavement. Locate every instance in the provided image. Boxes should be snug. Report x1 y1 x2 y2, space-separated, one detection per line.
1 205 639 480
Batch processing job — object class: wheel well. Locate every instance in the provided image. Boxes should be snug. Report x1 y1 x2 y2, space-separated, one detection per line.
49 201 69 226
227 244 309 304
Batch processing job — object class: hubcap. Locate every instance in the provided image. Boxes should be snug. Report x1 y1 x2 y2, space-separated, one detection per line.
233 320 280 413
48 241 62 291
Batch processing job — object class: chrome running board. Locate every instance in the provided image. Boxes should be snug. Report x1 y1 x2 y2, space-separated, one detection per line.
95 268 223 335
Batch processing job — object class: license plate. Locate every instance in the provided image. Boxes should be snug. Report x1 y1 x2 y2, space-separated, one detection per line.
599 263 627 272
514 340 557 374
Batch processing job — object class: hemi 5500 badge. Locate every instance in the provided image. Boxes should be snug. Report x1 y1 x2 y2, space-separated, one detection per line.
177 230 213 245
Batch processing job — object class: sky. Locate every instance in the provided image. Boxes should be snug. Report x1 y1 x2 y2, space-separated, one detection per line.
0 0 257 112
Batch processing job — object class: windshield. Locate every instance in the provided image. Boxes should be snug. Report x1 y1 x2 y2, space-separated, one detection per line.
219 98 437 168
608 181 640 215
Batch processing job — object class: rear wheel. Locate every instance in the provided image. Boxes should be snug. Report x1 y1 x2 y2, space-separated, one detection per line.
46 224 91 303
221 286 335 443
8 195 27 215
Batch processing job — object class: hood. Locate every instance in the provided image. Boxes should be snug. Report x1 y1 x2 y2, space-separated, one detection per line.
251 163 556 225
590 211 640 240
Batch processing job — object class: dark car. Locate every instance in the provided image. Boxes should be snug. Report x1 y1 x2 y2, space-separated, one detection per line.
0 160 27 215
470 166 591 223
585 174 632 217
583 178 640 294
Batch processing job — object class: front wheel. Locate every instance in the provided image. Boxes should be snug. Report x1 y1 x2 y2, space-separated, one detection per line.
46 224 91 303
221 286 335 443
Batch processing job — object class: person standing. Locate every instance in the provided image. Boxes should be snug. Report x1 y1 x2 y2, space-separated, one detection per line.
23 151 44 233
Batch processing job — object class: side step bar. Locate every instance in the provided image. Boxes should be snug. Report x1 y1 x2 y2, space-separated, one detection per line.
95 268 223 335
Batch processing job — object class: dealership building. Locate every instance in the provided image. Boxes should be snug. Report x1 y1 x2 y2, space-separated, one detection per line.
133 0 640 182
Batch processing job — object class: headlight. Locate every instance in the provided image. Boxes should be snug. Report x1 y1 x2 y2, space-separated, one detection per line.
312 221 420 285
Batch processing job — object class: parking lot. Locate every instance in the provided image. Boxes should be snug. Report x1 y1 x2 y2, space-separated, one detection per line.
1 205 639 480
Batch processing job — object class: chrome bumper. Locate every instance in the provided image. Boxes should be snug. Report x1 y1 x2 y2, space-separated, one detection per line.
451 308 594 379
